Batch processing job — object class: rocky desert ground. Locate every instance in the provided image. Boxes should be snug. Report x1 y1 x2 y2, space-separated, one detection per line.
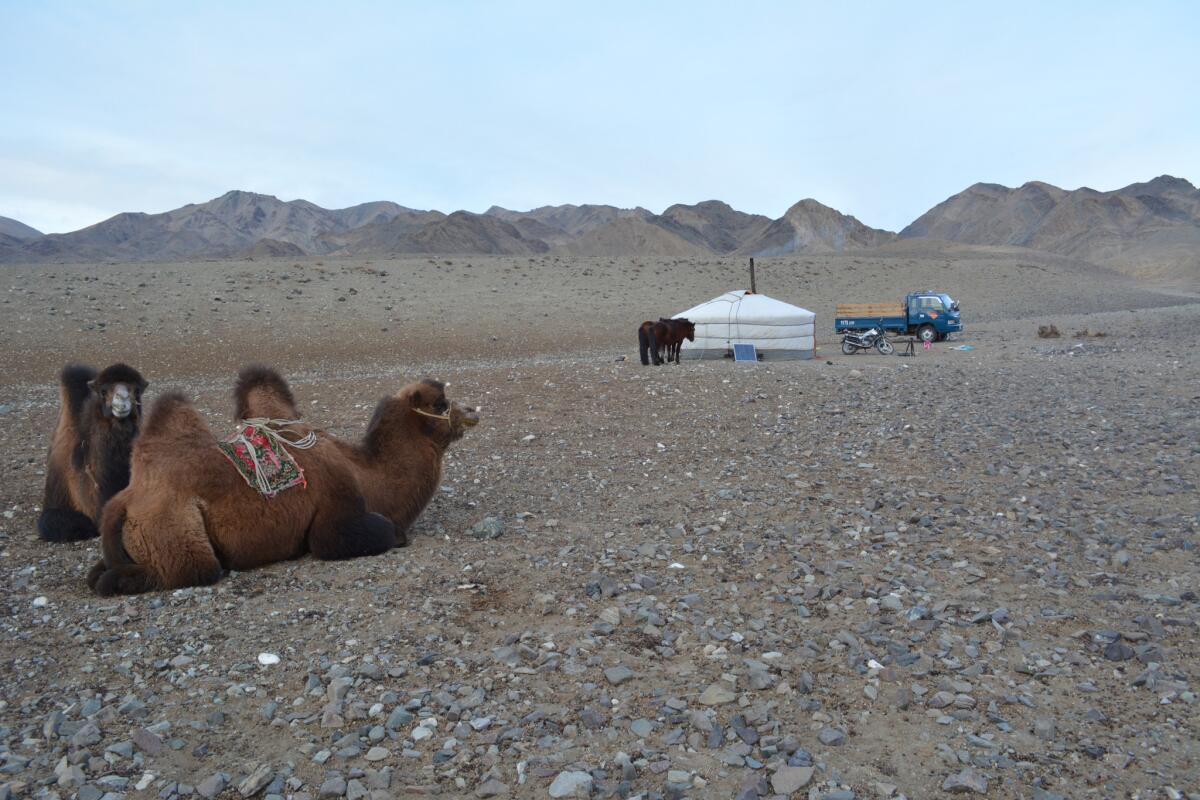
0 249 1197 800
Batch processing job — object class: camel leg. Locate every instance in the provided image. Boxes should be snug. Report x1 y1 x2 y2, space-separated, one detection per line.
92 564 161 596
86 558 106 591
37 508 98 541
39 462 99 541
95 499 223 593
310 509 397 561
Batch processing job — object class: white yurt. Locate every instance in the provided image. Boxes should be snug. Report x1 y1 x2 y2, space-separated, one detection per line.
676 290 816 360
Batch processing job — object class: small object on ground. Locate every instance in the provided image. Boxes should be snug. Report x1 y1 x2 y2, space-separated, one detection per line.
955 344 975 351
1038 324 1061 338
257 652 280 666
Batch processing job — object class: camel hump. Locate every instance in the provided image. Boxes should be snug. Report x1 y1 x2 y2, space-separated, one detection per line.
235 364 299 420
141 391 205 438
95 363 148 390
59 364 98 421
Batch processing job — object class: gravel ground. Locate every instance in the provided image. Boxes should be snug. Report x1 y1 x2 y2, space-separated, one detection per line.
0 254 1197 800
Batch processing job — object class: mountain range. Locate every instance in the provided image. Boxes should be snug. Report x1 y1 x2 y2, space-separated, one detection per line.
2 176 1196 280
900 175 1200 280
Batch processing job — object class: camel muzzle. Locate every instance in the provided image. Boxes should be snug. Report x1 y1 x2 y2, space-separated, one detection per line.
458 404 481 428
110 385 134 419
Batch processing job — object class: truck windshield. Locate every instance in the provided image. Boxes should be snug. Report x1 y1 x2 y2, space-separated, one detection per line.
940 294 957 311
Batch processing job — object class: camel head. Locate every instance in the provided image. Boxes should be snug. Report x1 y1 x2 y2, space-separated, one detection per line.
90 363 148 421
405 378 479 440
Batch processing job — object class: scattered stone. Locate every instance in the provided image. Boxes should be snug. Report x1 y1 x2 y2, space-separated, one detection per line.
197 773 229 799
630 718 654 738
238 764 274 796
818 727 847 746
1033 718 1056 740
548 770 593 798
604 665 634 686
942 768 988 794
771 766 814 795
131 727 164 755
699 683 737 705
470 517 505 540
319 776 347 798
476 778 509 797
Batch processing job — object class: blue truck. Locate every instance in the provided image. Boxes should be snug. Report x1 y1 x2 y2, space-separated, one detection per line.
835 291 962 343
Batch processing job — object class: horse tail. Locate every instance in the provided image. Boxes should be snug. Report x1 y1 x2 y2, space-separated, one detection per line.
638 326 651 365
648 328 660 364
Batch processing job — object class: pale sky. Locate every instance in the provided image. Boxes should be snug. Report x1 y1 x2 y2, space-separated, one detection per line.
2 1 1198 234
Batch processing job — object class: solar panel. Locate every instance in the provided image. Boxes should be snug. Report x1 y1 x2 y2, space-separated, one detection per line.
732 343 758 362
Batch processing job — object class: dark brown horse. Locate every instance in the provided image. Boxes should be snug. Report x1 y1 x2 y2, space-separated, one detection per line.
659 318 696 364
638 320 669 365
638 318 695 365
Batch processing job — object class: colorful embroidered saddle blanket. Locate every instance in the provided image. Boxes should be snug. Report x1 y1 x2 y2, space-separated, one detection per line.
217 419 313 497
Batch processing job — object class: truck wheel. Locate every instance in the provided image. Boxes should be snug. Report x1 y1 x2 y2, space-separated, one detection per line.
841 340 856 355
876 338 894 355
918 325 936 343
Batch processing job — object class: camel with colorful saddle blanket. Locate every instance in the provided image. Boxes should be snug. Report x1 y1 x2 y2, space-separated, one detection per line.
87 365 479 595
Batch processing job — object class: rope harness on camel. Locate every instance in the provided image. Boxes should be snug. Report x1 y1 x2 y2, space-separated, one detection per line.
412 408 452 422
218 418 316 498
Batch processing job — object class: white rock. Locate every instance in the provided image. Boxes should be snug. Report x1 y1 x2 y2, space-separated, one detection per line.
257 652 280 666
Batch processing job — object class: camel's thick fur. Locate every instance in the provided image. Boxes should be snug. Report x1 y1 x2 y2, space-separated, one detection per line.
38 363 147 542
88 367 476 595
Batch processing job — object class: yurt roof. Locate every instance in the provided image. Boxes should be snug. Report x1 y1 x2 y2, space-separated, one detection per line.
677 290 815 326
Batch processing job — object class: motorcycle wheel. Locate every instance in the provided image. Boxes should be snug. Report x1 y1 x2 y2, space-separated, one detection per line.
876 338 894 355
841 340 857 355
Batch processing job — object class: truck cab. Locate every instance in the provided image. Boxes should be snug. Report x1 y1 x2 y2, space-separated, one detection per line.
907 291 962 342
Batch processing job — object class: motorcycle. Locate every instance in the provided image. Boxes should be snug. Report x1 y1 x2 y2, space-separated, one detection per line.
841 326 894 355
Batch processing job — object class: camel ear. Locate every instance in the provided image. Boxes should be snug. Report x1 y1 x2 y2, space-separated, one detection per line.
87 379 99 393
137 378 149 393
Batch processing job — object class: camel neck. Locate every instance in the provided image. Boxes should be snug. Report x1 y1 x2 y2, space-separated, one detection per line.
354 431 446 534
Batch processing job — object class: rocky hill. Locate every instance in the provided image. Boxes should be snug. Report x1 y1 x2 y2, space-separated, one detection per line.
317 208 447 254
0 215 43 241
653 200 772 254
738 199 897 256
3 191 411 262
900 175 1200 280
559 216 708 257
384 211 550 255
486 204 653 237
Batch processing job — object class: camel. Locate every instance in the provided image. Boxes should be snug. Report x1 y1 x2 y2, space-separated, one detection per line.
87 366 478 595
38 363 148 542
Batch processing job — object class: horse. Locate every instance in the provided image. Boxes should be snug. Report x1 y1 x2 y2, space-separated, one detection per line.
638 318 696 365
638 320 669 365
658 317 695 364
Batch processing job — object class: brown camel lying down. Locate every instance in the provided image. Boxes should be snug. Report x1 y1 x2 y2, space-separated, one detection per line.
38 363 148 542
87 366 478 595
